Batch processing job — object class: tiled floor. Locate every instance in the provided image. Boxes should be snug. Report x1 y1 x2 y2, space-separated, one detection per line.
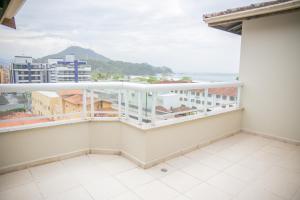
0 133 300 200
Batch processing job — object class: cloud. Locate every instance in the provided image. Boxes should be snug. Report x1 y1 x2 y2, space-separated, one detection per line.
0 0 272 73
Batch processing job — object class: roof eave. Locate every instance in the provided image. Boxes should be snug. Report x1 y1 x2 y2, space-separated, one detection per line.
203 0 300 35
0 0 26 29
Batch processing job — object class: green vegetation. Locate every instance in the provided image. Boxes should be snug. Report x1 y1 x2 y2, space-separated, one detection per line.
91 72 125 81
180 76 192 81
36 46 173 76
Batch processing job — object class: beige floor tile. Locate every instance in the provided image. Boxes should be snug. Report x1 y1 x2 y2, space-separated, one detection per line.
235 184 283 200
173 195 191 200
182 162 219 181
82 176 128 199
61 155 93 171
197 155 232 170
72 165 111 185
0 183 42 200
207 173 246 196
29 161 67 180
115 168 154 189
88 154 120 165
46 186 93 200
184 149 212 161
166 156 195 169
255 167 300 199
145 163 177 178
160 171 201 193
216 148 249 162
224 164 265 182
185 183 232 200
134 180 179 200
111 191 141 200
36 174 79 199
101 157 137 175
0 169 33 192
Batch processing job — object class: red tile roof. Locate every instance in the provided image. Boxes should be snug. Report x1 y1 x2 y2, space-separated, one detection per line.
59 90 82 96
208 87 237 96
0 112 52 128
191 87 237 96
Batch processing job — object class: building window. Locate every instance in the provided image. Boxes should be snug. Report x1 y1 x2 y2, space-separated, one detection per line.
191 99 194 102
222 95 227 100
184 98 187 101
207 102 212 105
216 103 220 106
179 97 183 101
230 96 235 101
196 92 200 96
196 100 201 104
191 92 195 95
216 95 220 98
208 94 212 97
180 91 183 94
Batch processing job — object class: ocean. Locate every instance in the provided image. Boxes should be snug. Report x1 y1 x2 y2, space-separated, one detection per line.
162 73 239 82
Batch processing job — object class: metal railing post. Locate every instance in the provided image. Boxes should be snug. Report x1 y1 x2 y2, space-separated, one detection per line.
82 89 87 119
236 86 241 108
151 92 157 125
118 90 122 118
90 89 94 118
124 90 129 120
138 91 142 125
204 88 208 115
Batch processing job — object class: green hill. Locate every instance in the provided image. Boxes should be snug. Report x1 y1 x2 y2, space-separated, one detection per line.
36 46 173 75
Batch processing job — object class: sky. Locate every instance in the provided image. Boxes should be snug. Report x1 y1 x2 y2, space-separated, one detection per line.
0 0 271 73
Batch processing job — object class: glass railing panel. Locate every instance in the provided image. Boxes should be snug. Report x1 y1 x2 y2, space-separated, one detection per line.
0 90 84 128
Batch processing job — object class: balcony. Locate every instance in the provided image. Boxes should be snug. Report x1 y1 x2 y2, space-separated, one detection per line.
0 82 299 200
0 132 299 200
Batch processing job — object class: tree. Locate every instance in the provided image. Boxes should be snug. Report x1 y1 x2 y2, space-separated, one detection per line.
180 76 192 81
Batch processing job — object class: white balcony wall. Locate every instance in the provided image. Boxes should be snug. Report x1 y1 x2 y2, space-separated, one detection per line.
0 122 90 172
240 10 300 142
0 109 242 173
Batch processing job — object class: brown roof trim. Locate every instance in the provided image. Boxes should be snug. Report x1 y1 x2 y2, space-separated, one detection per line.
203 0 300 35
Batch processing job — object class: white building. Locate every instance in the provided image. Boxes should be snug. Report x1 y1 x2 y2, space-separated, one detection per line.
172 87 237 110
10 56 48 84
48 55 91 83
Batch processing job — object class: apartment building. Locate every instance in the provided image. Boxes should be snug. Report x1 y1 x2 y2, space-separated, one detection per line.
31 90 104 120
48 55 91 83
0 66 10 84
173 87 237 109
10 56 48 84
31 91 63 120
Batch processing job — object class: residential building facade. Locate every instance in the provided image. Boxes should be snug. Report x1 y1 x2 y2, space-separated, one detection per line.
0 66 10 84
10 56 48 84
48 55 91 83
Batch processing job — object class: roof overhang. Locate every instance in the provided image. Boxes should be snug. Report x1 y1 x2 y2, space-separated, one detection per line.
0 0 26 29
203 0 300 35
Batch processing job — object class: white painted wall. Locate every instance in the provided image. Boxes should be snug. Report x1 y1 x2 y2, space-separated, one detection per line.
0 110 242 171
0 110 242 173
240 11 300 142
0 122 90 170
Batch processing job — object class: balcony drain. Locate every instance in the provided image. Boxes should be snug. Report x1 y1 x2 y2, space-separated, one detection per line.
161 168 168 173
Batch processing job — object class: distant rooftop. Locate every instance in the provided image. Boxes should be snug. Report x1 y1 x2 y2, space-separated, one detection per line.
203 0 300 34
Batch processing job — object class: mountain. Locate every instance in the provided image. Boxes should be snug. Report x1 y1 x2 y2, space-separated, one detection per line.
36 46 173 75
